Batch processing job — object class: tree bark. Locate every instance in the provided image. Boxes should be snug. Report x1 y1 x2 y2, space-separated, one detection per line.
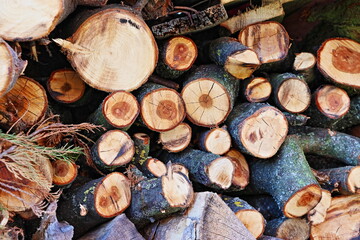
241 195 283 221
264 217 310 240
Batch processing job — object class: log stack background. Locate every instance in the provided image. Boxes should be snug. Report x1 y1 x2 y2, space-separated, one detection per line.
0 0 359 239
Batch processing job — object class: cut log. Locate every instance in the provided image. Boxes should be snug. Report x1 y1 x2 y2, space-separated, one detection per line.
171 163 189 178
283 112 309 126
151 4 228 39
208 37 260 79
0 0 77 41
141 158 167 178
226 103 288 158
57 172 131 239
52 160 78 187
91 130 135 173
313 166 360 195
290 126 360 166
78 214 144 240
143 192 256 240
181 65 240 127
0 38 27 97
54 5 158 92
159 122 192 152
224 148 249 189
241 195 283 221
241 77 272 103
88 91 139 131
270 73 311 113
156 36 198 79
307 189 331 225
126 167 194 228
317 38 360 90
293 52 316 85
198 126 231 155
0 76 48 132
132 133 150 169
136 83 185 132
264 217 310 240
310 195 360 240
248 137 322 218
238 21 290 65
222 196 266 239
161 148 234 190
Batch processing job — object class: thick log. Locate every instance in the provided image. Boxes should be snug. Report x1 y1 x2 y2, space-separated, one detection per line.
208 37 260 79
88 91 139 131
57 172 131 239
293 52 316 85
310 195 360 240
264 217 310 240
52 160 78 187
307 189 331 225
0 76 48 132
222 196 266 238
241 77 272 103
151 4 228 39
91 130 135 173
241 195 283 221
54 5 158 92
143 192 256 240
77 214 144 240
289 126 360 166
181 65 240 127
198 126 231 155
161 148 234 190
248 137 322 218
226 102 288 158
224 148 249 189
0 38 27 97
136 83 185 132
126 167 194 228
159 122 192 152
270 73 311 113
156 36 198 79
313 166 360 195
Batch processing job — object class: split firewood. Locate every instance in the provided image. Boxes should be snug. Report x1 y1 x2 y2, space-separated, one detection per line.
161 148 234 190
156 36 198 79
198 126 231 155
151 4 228 39
181 65 240 127
269 73 311 113
0 38 27 97
57 172 131 239
126 166 194 228
159 122 192 152
307 189 331 225
241 76 272 103
52 160 78 187
310 195 360 240
221 196 266 239
54 5 158 92
224 148 249 190
0 76 48 132
143 192 256 240
241 195 283 221
91 130 135 173
293 52 316 85
264 217 310 240
136 83 185 132
78 214 144 240
247 137 322 218
88 91 140 131
226 102 288 158
208 37 260 79
313 166 360 195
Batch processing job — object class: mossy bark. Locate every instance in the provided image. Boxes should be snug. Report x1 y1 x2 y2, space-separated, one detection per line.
283 112 309 126
221 195 257 213
209 37 248 65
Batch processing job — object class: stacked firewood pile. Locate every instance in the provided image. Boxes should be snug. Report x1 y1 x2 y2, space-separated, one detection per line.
0 0 359 239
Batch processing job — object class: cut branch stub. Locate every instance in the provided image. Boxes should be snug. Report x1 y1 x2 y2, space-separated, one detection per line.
241 77 272 103
226 103 288 159
0 76 48 132
209 37 260 79
159 122 192 153
224 148 249 189
54 6 158 92
137 83 185 132
270 73 311 113
0 38 27 97
198 126 231 155
293 52 316 85
52 160 78 186
91 130 135 173
156 36 198 79
238 21 290 64
181 65 240 127
317 38 360 89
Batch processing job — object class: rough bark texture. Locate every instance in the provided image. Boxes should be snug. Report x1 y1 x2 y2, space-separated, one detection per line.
264 217 310 240
241 195 283 221
283 112 309 126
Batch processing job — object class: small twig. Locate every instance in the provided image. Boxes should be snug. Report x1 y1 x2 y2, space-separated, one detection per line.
133 0 149 12
149 75 180 90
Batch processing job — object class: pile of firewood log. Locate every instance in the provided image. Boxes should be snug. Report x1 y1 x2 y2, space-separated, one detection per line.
0 0 359 239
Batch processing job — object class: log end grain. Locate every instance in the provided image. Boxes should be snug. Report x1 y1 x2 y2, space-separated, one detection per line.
145 158 167 177
199 127 231 155
159 122 192 152
235 210 265 239
244 77 272 103
225 148 249 189
348 166 360 194
277 78 311 113
163 36 197 71
293 52 316 71
307 189 332 225
225 49 260 79
207 157 234 189
52 160 78 186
